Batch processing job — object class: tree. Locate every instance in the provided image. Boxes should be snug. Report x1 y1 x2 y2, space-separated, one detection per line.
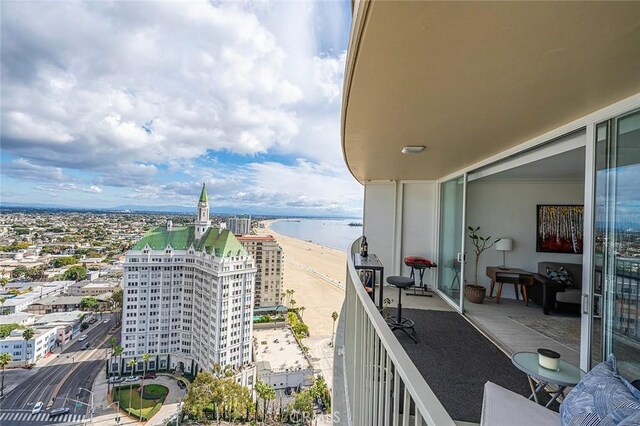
111 289 123 326
80 297 99 311
299 306 305 319
22 328 35 367
292 389 315 421
0 297 7 316
254 380 275 423
331 311 339 346
50 256 77 268
11 266 28 279
0 352 11 398
63 265 87 281
24 266 45 281
290 299 297 310
0 323 19 338
113 345 123 378
126 358 137 414
183 371 251 424
140 353 151 418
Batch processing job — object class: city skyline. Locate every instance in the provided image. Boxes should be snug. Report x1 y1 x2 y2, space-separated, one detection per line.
0 1 363 217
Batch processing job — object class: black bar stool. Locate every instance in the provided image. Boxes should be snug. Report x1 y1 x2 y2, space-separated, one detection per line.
386 276 417 343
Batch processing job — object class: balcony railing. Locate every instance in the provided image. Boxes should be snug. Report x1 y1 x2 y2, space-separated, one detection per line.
342 239 454 425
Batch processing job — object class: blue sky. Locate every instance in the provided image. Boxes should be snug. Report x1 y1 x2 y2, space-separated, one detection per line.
0 0 363 217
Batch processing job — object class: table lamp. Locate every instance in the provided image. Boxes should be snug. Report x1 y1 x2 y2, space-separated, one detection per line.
495 238 513 270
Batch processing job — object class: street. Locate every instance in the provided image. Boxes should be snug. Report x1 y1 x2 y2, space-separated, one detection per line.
0 313 120 425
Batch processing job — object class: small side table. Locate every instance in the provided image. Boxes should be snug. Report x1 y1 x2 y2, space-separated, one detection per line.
486 266 534 305
353 253 385 310
511 352 584 407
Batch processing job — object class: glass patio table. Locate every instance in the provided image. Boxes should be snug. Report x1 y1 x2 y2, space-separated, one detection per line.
511 352 585 407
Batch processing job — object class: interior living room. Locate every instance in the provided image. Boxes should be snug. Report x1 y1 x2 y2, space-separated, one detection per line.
461 141 587 367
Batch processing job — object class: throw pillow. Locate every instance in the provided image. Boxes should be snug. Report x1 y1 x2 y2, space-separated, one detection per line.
561 355 640 425
547 266 573 287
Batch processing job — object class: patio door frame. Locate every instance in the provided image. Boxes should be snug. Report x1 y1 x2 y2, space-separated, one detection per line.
434 173 468 313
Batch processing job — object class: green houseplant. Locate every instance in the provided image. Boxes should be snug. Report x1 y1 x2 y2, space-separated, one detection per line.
465 227 501 304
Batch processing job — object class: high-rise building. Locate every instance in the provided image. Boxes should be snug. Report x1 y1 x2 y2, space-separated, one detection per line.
227 215 252 235
118 184 256 377
237 235 283 307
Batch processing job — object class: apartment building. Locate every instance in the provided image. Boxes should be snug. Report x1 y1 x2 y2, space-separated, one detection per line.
227 215 252 235
0 327 57 366
66 280 121 296
336 2 640 424
237 235 283 307
119 184 257 377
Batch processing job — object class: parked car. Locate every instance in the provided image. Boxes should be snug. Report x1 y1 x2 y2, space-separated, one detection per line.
143 372 156 379
108 376 124 384
176 380 186 389
32 401 43 414
284 387 292 396
103 318 111 324
49 407 70 418
81 342 90 350
124 376 140 382
78 334 88 341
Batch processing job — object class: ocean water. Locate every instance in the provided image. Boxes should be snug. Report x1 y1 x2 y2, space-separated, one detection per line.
270 218 363 251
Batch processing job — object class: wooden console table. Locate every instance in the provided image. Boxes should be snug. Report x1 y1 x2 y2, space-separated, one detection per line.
486 266 534 305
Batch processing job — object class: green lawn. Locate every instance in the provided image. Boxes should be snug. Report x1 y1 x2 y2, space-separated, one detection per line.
113 384 168 420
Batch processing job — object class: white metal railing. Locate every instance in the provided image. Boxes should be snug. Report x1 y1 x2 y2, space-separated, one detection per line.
343 239 455 426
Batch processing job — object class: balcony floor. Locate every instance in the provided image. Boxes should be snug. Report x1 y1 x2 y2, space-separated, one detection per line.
380 284 581 364
373 284 578 423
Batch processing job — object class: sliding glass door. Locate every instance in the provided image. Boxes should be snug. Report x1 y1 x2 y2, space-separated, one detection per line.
592 109 640 378
437 175 467 310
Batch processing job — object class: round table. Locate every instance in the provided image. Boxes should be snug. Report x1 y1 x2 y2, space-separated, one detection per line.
511 352 585 407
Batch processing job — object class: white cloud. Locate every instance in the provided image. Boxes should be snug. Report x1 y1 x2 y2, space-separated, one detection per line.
0 0 360 215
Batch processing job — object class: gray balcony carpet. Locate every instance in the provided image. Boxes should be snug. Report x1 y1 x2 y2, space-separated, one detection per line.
395 308 558 423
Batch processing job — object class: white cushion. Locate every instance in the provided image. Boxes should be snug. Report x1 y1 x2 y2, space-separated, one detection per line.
481 381 560 426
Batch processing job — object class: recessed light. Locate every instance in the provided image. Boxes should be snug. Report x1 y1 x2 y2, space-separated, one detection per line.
401 146 426 155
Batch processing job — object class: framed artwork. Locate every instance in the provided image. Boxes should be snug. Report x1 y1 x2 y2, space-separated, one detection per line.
536 205 584 254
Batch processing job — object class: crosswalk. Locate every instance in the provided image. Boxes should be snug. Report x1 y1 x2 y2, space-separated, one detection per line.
0 409 85 424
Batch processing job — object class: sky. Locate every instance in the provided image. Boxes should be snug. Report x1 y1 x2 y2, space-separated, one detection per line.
0 0 363 217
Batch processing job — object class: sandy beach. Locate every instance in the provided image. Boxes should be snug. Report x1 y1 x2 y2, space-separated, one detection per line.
262 220 346 337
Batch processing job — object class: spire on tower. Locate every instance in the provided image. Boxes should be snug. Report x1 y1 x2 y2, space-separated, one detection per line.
199 182 208 203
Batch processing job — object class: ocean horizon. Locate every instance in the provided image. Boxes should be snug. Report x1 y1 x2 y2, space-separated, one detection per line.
270 218 363 251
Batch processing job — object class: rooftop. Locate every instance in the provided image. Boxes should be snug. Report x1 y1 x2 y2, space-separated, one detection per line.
254 328 311 373
132 225 247 257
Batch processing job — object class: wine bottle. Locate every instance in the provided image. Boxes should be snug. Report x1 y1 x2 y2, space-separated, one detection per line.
361 236 368 258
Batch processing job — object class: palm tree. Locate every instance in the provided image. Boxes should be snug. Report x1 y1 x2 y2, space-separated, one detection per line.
0 352 12 398
0 297 6 315
331 311 339 346
290 299 297 310
254 380 275 424
113 345 124 376
140 353 151 418
22 328 35 367
299 306 305 319
126 358 137 415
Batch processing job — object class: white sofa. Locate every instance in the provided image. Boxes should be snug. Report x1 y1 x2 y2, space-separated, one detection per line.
481 382 559 426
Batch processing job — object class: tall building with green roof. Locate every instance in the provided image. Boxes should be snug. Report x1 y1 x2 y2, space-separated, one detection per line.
118 184 257 385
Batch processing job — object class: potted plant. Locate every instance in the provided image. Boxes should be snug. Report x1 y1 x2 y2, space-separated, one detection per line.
465 226 501 304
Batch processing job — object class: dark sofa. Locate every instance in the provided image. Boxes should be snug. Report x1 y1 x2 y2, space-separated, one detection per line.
529 262 583 315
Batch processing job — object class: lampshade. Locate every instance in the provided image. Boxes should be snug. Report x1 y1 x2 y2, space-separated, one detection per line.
495 238 513 252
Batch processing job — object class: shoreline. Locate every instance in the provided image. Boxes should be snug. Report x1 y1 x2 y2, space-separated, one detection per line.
263 218 355 254
261 220 346 338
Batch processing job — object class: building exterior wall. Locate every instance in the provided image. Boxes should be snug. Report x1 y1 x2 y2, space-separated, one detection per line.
0 327 57 365
121 245 256 373
228 216 252 236
238 235 283 307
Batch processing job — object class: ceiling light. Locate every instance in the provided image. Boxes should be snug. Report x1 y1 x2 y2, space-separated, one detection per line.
401 146 426 155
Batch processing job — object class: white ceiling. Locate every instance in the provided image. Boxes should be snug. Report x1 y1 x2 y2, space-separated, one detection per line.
477 147 585 182
342 2 640 182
